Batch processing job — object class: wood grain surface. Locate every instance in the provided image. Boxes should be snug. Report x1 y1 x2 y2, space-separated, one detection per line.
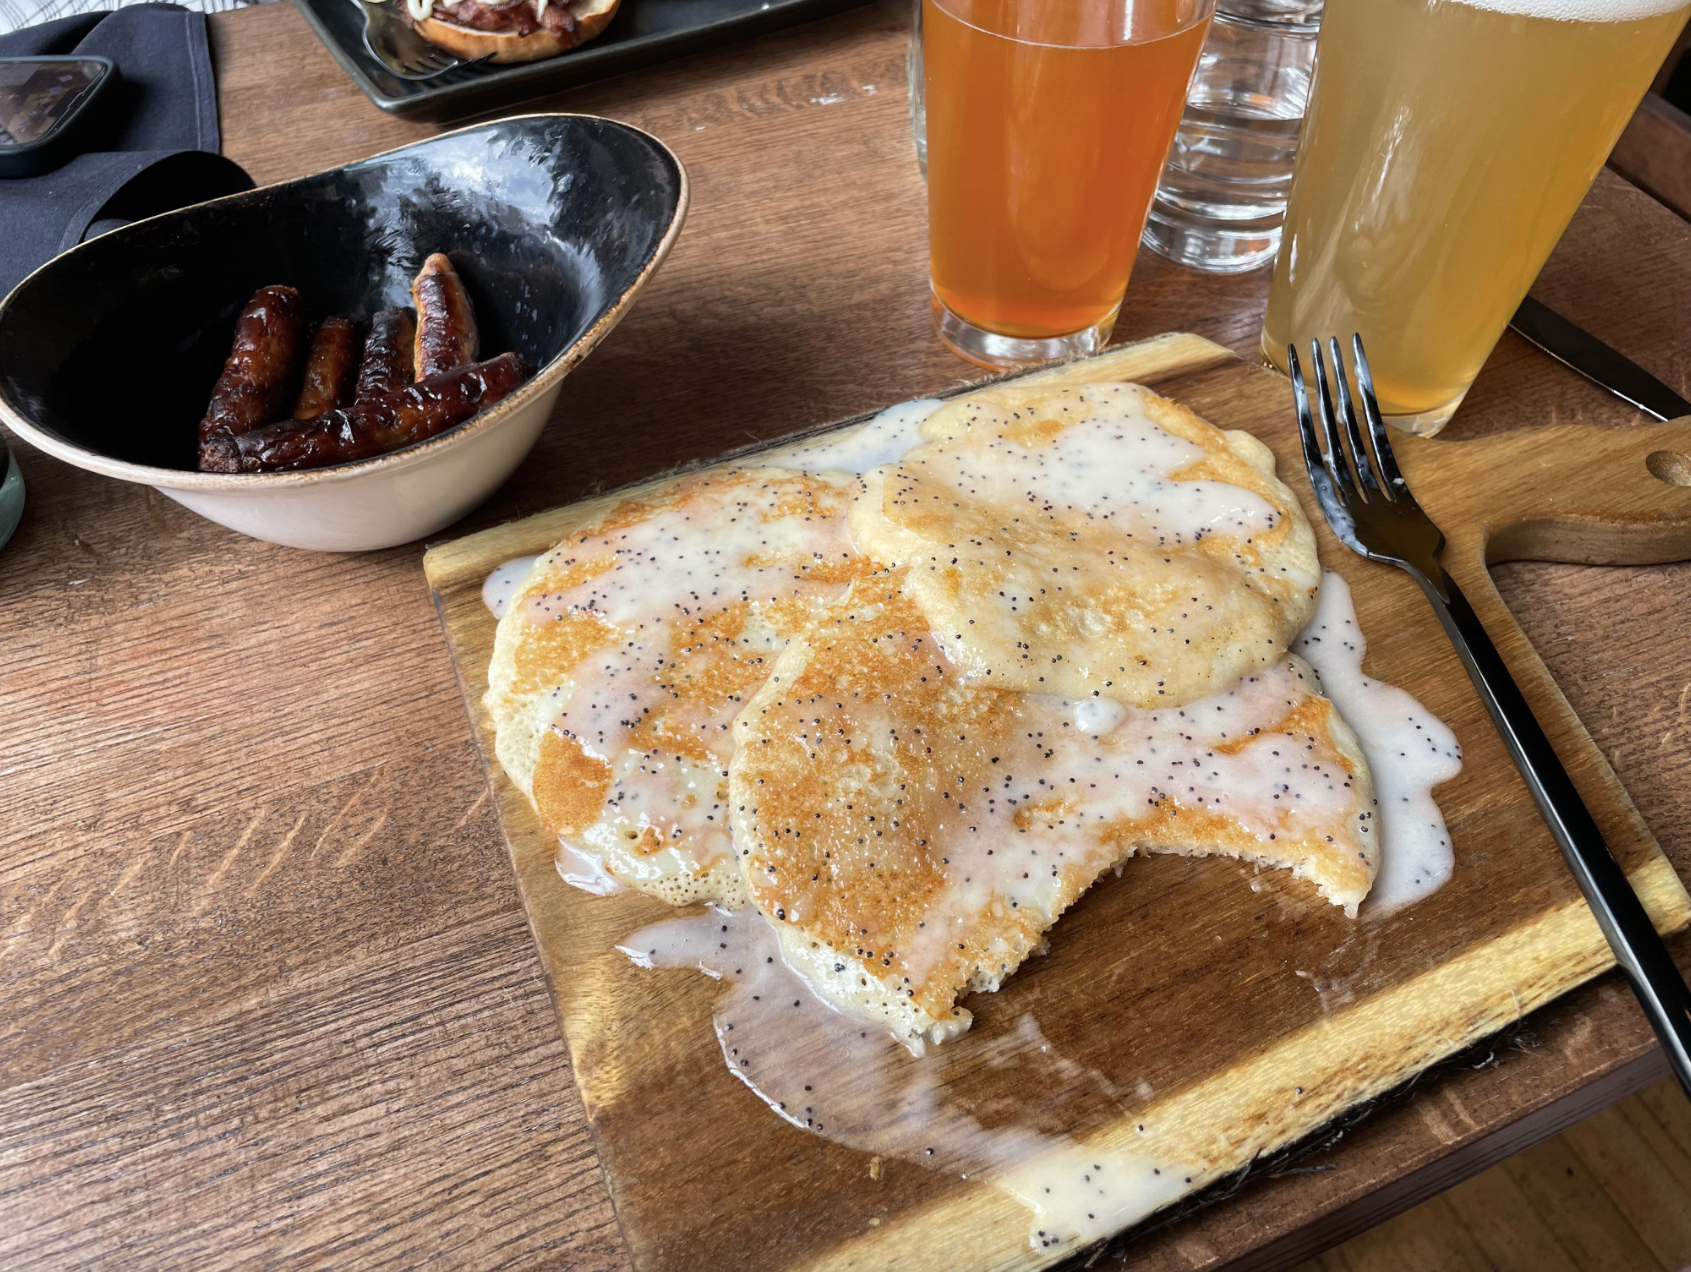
422 334 1691 1272
0 2 1688 1267
1611 93 1691 223
1293 1074 1691 1271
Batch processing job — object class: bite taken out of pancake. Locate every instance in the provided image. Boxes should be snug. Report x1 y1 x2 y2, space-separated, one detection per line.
849 364 1321 709
729 573 1378 1047
485 467 877 906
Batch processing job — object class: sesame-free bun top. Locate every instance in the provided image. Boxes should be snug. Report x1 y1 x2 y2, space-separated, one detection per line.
413 0 619 63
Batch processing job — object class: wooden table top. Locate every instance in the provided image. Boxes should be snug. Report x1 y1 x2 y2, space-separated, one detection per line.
2 2 1688 1266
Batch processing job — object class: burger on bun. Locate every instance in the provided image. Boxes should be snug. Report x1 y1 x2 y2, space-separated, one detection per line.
405 0 620 64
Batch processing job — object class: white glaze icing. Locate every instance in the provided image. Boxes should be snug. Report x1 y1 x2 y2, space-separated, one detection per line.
620 906 1196 1252
534 405 1468 1249
1070 696 1128 736
760 398 944 473
1293 571 1463 912
512 477 857 873
890 383 1285 554
885 654 1369 987
481 555 541 618
556 842 622 895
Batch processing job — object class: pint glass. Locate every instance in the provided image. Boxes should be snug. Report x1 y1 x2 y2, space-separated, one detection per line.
924 0 1216 368
1261 0 1689 433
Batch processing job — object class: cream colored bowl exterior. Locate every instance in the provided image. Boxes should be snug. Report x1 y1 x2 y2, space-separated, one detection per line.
152 380 563 551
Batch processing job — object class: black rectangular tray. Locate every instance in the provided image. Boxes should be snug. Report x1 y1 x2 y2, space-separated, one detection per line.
294 0 876 122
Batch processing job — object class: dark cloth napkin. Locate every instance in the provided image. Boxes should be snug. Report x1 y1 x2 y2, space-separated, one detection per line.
0 4 252 297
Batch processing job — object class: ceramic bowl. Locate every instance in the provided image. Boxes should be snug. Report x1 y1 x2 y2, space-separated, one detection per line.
0 437 22 552
0 113 686 551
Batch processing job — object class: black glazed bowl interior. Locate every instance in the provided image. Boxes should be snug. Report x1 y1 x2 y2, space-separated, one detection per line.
0 113 686 474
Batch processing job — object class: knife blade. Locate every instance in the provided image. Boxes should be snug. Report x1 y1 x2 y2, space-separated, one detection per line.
1509 295 1691 422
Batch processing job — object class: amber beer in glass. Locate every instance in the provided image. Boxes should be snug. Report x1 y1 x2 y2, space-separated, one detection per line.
923 0 1215 367
1262 0 1690 434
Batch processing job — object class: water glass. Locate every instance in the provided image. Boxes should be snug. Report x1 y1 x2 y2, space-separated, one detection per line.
1261 0 1689 434
1143 0 1320 274
909 0 927 174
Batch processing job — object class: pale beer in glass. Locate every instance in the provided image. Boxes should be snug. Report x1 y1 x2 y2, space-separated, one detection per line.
1260 0 1689 432
924 0 1214 367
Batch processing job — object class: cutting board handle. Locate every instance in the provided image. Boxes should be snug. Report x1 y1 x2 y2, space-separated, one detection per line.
1396 420 1691 567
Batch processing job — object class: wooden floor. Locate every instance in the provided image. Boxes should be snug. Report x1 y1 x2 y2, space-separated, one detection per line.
1295 1076 1691 1272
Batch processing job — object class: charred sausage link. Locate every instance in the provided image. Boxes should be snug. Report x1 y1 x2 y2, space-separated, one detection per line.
355 307 418 401
198 284 308 443
411 253 479 380
292 317 362 419
410 254 478 379
199 353 531 474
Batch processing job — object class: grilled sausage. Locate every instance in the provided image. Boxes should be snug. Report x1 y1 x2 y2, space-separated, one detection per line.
355 307 417 402
199 352 531 474
291 317 362 419
198 284 307 443
411 253 478 380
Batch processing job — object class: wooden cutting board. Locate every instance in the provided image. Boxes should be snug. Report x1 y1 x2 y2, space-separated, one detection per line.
422 332 1691 1271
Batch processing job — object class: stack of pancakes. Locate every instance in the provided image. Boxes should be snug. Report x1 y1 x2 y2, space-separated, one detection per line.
487 351 1376 1046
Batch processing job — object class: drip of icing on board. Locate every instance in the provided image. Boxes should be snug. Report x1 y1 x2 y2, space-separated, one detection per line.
619 906 1198 1252
760 398 944 474
482 555 541 618
1293 570 1463 911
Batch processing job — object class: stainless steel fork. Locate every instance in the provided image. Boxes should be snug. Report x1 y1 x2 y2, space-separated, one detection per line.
1290 334 1691 1100
351 0 492 80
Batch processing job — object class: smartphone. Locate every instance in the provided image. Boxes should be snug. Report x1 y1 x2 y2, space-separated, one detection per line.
0 56 117 178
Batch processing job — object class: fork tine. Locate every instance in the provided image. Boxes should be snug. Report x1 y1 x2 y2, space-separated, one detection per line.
1349 335 1408 500
1309 340 1358 500
1287 344 1327 485
1327 337 1379 499
433 51 486 74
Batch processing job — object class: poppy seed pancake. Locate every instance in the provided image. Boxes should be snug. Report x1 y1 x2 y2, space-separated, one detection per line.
728 574 1377 1046
485 467 877 906
848 372 1321 708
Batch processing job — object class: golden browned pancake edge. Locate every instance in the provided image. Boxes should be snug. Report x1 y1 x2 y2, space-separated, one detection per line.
485 466 876 907
849 375 1321 708
730 573 1376 1045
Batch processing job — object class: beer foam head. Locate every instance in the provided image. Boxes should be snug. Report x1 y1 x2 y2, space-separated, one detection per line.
1458 0 1685 21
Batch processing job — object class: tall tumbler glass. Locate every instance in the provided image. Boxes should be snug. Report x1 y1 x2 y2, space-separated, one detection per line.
923 0 1216 368
1261 0 1691 435
1142 0 1321 273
